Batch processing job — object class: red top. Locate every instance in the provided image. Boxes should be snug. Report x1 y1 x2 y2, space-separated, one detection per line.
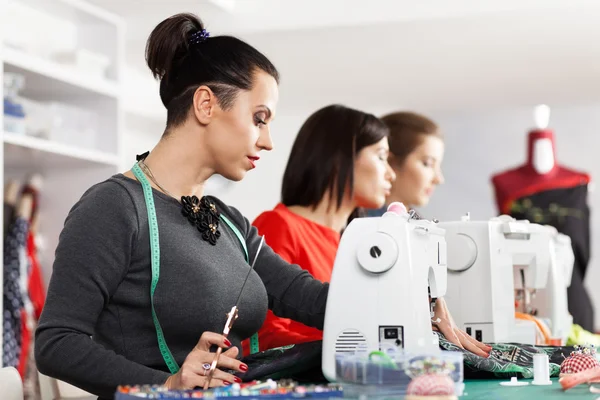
491 130 590 214
242 203 340 355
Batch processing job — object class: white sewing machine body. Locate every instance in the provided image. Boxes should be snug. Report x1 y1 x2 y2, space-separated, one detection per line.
530 227 574 344
322 209 448 382
439 215 552 345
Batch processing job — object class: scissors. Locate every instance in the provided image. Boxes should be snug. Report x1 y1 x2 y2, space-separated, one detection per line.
203 235 265 389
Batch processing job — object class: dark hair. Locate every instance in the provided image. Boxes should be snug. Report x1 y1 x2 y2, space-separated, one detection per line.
380 111 441 166
281 104 389 210
146 13 280 130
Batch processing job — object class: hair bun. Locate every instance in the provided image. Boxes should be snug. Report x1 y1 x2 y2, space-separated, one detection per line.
145 13 204 80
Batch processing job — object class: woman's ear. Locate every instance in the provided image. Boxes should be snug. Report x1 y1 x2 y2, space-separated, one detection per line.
192 86 216 125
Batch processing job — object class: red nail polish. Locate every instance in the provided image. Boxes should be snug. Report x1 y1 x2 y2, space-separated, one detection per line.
224 339 232 347
234 377 242 383
240 364 248 372
223 381 231 386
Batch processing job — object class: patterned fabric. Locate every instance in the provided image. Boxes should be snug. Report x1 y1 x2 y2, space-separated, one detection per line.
233 330 589 385
2 217 29 368
237 334 579 384
3 202 15 238
436 332 573 379
560 354 600 375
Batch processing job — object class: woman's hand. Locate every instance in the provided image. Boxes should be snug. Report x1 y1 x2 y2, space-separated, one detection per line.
432 297 491 358
165 332 248 390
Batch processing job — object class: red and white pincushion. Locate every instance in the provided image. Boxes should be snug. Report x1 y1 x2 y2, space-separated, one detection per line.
560 354 600 375
405 374 457 400
560 344 600 382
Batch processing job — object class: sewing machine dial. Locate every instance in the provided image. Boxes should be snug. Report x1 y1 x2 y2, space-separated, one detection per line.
445 233 478 272
356 232 398 274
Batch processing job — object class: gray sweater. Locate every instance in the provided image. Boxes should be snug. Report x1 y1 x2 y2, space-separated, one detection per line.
35 175 329 399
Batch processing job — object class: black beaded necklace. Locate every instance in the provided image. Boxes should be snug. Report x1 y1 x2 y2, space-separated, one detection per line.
136 152 221 245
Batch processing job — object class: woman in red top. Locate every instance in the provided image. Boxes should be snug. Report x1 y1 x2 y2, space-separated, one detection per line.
244 105 489 358
241 105 393 354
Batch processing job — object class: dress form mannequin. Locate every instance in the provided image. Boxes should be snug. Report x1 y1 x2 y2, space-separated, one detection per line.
492 105 590 213
491 105 594 331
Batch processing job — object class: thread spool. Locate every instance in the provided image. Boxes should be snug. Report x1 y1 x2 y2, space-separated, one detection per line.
532 353 552 385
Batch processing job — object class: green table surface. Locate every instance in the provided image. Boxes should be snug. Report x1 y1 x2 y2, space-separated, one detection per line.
464 378 599 399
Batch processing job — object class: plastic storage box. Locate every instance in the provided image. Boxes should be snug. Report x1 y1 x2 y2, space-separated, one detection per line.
335 349 464 399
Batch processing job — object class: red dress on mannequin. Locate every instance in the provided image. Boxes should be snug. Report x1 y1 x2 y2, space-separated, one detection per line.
492 130 590 214
491 129 594 331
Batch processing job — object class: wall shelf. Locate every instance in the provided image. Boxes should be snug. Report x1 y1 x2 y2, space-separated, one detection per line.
3 131 119 169
1 0 125 374
4 47 120 99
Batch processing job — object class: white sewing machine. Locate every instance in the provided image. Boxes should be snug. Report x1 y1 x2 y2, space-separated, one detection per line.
438 214 552 345
322 204 448 382
529 227 574 344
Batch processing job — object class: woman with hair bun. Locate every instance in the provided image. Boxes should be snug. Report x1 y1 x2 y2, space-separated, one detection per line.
35 13 327 399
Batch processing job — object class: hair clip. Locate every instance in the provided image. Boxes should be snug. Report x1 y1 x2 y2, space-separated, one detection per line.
189 28 210 45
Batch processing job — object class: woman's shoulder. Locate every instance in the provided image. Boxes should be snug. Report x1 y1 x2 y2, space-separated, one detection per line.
252 204 298 229
60 174 142 243
68 174 141 223
79 174 140 206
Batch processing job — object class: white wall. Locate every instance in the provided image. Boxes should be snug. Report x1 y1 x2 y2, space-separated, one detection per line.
121 114 163 171
423 103 600 330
